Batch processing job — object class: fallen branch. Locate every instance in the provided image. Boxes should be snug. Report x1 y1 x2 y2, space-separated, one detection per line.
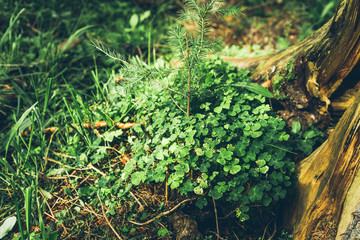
128 197 196 226
21 120 146 136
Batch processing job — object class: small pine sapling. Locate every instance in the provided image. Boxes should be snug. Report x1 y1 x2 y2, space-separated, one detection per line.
94 0 242 116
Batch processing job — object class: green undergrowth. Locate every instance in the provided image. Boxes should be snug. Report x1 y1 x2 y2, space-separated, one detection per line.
0 0 176 129
0 57 301 239
0 0 328 239
54 57 297 238
0 1 176 239
288 121 324 156
123 58 294 214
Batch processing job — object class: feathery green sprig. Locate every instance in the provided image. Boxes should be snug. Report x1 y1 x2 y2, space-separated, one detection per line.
98 0 242 116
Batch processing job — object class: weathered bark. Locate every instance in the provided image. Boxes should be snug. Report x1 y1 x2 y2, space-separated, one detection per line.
223 0 360 239
331 77 360 113
283 89 360 239
277 1 360 238
223 0 360 128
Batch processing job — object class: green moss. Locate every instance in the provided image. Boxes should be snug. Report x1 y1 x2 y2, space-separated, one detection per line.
273 75 287 99
272 58 296 100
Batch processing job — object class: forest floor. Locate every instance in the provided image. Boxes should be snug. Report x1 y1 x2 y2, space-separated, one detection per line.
1 1 340 240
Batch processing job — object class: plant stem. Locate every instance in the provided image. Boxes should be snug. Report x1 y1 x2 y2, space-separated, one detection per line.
167 92 187 115
186 33 191 117
187 69 191 117
165 167 169 203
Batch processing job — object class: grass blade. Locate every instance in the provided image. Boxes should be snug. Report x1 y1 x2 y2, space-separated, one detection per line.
42 78 53 117
0 8 26 49
59 25 93 55
14 195 25 240
25 186 33 240
231 82 274 98
5 102 38 157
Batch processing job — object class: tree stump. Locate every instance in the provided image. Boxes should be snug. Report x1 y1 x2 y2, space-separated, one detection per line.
222 0 360 239
285 90 360 239
223 0 360 129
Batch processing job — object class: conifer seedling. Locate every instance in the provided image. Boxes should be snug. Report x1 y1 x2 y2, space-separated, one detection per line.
94 0 243 116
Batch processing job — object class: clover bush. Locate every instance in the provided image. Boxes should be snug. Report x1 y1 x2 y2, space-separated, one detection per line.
90 0 295 224
116 58 295 221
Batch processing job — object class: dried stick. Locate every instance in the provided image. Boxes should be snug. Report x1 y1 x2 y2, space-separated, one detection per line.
97 193 123 240
261 220 271 240
232 230 240 240
209 231 227 240
165 168 169 203
129 191 144 211
84 203 104 218
269 221 277 240
87 163 106 177
53 152 76 159
212 197 220 240
44 157 91 171
39 190 68 235
167 91 187 115
262 220 277 240
128 197 196 226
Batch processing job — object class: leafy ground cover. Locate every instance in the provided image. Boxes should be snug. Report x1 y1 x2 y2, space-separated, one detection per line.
0 0 333 239
0 0 177 127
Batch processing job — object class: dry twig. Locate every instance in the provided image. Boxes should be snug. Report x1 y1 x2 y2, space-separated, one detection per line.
44 157 91 171
261 220 272 240
232 230 240 240
39 190 68 234
269 221 277 240
97 193 123 240
209 231 227 240
212 197 220 240
128 197 196 226
87 162 106 177
129 191 144 211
